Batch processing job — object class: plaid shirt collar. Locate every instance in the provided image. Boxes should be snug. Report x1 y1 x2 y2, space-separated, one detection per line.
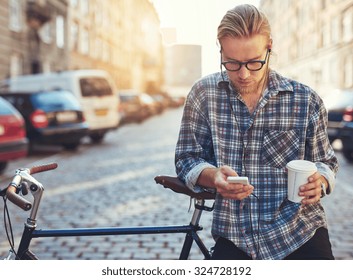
217 69 295 97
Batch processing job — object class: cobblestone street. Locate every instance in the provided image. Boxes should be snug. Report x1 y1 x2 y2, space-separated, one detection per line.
0 107 352 260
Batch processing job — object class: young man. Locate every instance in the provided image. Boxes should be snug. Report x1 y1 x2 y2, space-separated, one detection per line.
175 4 338 260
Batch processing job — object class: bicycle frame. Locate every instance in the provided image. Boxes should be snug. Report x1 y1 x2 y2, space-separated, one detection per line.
15 199 212 260
2 164 214 260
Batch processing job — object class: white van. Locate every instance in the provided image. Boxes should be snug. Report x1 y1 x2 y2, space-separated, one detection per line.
0 69 120 143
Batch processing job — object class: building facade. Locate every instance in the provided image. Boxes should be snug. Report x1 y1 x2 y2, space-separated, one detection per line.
260 0 353 95
164 44 202 92
67 0 164 92
0 0 68 78
0 0 164 92
160 28 202 97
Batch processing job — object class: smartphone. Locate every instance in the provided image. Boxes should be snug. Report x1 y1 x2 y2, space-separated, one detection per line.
227 176 249 185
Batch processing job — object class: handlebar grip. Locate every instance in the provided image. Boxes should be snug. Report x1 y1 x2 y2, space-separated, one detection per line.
6 186 32 211
29 162 58 175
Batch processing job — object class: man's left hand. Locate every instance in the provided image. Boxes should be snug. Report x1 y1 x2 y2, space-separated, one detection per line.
299 172 328 205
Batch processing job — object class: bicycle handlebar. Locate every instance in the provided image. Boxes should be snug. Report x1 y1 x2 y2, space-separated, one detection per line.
29 162 58 175
6 185 32 211
5 162 58 211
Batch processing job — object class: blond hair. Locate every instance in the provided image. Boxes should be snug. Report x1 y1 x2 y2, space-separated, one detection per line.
217 4 271 42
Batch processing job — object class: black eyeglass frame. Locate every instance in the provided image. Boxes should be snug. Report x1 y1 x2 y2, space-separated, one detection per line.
221 49 270 72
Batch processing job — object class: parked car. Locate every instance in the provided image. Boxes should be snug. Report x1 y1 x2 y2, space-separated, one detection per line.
169 95 186 108
0 97 28 174
149 93 167 114
139 92 160 116
118 91 153 124
323 89 353 162
0 69 121 143
0 90 89 151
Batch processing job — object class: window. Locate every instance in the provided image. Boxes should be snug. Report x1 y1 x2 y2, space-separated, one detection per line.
95 6 103 26
102 42 109 62
80 0 89 15
70 0 78 8
322 23 330 47
95 38 103 59
31 91 81 111
10 54 22 77
40 22 52 44
8 0 22 32
56 16 65 48
329 57 338 84
343 8 353 42
80 78 113 97
80 28 89 55
70 22 78 51
330 17 339 44
344 54 353 88
321 0 326 10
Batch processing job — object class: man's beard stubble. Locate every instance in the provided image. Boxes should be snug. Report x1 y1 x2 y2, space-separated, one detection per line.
230 67 269 96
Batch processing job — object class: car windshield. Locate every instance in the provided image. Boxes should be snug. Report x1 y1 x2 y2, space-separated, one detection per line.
80 78 113 97
30 91 81 111
120 95 139 102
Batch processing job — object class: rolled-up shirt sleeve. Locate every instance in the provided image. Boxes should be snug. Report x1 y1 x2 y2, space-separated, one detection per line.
175 82 217 191
307 92 339 194
316 162 336 194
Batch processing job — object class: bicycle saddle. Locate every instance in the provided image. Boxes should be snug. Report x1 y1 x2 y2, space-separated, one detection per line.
154 175 216 200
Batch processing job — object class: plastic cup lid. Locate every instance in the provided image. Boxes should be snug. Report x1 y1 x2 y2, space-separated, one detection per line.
286 160 317 172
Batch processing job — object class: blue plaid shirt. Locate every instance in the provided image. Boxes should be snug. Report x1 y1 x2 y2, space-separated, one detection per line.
175 70 338 259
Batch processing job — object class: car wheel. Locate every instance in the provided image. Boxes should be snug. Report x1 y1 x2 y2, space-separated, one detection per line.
63 142 80 151
342 139 353 163
0 161 8 174
89 133 105 143
342 149 353 163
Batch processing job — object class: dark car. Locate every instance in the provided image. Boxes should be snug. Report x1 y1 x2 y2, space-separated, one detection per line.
149 93 167 114
0 97 28 174
323 89 353 162
118 91 152 124
0 90 89 151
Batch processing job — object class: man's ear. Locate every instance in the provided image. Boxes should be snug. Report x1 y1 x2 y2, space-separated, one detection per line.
268 38 273 52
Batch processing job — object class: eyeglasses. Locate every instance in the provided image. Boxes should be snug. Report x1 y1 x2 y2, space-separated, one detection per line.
221 49 270 72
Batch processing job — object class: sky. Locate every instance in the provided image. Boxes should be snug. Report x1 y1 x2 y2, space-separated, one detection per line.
150 0 261 76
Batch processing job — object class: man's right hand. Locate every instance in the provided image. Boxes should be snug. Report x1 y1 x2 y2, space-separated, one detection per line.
198 165 254 200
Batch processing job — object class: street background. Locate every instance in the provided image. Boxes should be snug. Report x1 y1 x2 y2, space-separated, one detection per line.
0 107 352 260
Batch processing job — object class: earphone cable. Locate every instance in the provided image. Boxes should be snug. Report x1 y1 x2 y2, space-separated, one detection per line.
220 71 263 259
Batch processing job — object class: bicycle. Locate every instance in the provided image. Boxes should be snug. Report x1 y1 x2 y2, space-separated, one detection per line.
0 162 215 260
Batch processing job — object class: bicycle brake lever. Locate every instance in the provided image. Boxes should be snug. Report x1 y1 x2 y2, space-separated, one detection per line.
20 182 29 196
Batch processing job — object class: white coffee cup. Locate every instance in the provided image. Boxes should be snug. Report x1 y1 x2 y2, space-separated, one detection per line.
286 160 317 203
